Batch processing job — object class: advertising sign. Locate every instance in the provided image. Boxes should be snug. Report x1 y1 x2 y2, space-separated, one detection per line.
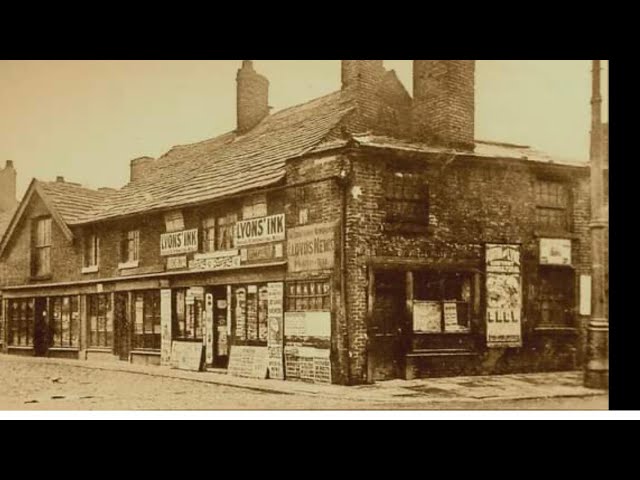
486 244 523 348
235 214 286 247
160 229 199 256
267 282 285 380
167 256 188 270
227 346 269 379
287 222 338 273
540 238 572 266
170 341 205 372
413 301 442 333
205 294 214 365
160 290 172 366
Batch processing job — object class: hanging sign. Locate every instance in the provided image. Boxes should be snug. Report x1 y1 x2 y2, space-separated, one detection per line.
287 222 338 273
160 229 199 256
486 244 523 348
235 214 286 247
540 238 572 266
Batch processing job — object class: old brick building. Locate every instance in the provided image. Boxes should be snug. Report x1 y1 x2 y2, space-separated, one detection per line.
0 60 592 385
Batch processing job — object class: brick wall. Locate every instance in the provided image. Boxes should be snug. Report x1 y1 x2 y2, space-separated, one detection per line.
412 60 476 150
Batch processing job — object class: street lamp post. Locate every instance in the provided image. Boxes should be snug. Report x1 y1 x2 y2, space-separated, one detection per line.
585 60 609 389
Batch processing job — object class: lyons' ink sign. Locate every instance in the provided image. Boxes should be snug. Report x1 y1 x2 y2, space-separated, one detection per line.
160 229 199 256
235 214 285 247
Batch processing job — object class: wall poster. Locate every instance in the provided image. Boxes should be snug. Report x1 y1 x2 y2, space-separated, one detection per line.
413 301 442 333
205 293 214 365
485 244 523 348
160 290 172 366
267 282 285 380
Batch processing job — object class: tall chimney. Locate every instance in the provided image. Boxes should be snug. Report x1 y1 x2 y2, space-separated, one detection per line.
130 156 155 183
341 60 385 129
236 60 269 133
412 60 476 150
0 160 17 212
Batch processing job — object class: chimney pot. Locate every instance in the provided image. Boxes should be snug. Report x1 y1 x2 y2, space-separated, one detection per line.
5 160 14 169
56 176 65 183
0 160 17 212
236 60 269 133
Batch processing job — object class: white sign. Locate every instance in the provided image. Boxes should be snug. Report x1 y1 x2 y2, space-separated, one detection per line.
443 302 459 332
284 311 331 338
160 290 172 366
189 255 241 272
413 301 442 333
540 238 572 266
167 256 187 270
160 229 199 256
580 275 592 316
205 294 214 365
235 214 286 247
486 244 523 348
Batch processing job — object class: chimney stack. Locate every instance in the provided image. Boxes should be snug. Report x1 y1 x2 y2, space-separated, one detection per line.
236 60 270 134
130 156 155 183
56 176 65 183
0 160 17 213
412 60 476 150
341 60 385 129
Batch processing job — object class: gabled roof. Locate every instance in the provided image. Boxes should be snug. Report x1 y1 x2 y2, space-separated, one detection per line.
0 179 109 257
79 89 357 224
0 206 17 240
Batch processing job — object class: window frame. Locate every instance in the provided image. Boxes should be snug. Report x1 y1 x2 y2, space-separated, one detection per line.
535 179 571 232
87 294 113 348
385 171 430 226
82 232 100 273
32 216 52 278
8 299 34 347
285 280 332 313
49 295 80 349
133 290 161 351
119 229 140 269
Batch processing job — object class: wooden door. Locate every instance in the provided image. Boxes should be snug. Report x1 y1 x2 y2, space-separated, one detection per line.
368 270 409 382
114 293 131 361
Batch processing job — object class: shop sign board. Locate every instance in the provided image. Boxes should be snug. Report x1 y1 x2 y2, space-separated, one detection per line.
443 302 459 332
167 256 188 270
540 238 572 266
170 341 205 372
189 254 241 272
160 229 199 256
486 244 523 348
284 311 331 339
235 214 286 247
287 222 337 273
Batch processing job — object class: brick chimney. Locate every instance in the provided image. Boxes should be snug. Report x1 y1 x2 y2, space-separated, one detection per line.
412 60 476 150
341 60 386 129
0 160 17 213
236 60 269 133
130 156 155 183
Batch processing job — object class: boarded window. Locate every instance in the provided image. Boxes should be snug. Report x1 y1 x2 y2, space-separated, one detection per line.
386 172 429 225
535 180 570 231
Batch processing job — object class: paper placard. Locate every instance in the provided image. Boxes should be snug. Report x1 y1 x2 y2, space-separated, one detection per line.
580 275 592 316
160 290 172 366
413 301 442 333
443 302 459 332
227 346 269 379
540 238 572 266
284 311 331 338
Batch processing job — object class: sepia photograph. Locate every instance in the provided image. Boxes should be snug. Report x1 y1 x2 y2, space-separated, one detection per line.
0 60 610 417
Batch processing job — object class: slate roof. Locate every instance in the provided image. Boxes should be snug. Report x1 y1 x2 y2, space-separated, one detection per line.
75 89 357 224
349 135 588 167
37 181 114 224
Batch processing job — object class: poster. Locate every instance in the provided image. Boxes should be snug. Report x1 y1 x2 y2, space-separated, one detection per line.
170 341 204 372
227 346 269 379
267 282 285 380
443 302 460 332
540 238 572 266
287 222 338 273
160 229 199 256
283 311 332 384
235 214 286 247
205 293 214 365
486 244 522 348
413 301 442 333
160 290 172 366
580 275 592 316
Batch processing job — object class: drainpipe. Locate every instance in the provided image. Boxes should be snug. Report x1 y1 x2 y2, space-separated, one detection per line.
338 158 352 385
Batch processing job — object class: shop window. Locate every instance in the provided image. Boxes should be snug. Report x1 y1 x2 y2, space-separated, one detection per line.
83 233 99 269
32 217 52 277
49 296 80 348
8 299 34 347
173 289 204 340
536 267 575 328
232 284 269 344
386 172 429 225
120 230 139 265
133 291 161 350
413 272 474 333
88 294 113 348
217 213 237 251
286 280 331 312
535 180 570 231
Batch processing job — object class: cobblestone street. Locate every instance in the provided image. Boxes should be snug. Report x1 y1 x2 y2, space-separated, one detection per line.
0 355 607 412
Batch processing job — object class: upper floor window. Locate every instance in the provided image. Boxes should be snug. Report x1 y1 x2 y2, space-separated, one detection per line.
202 217 217 253
535 180 570 231
386 172 430 225
164 210 185 233
217 213 237 251
83 233 99 270
32 217 52 277
120 230 139 266
242 194 267 220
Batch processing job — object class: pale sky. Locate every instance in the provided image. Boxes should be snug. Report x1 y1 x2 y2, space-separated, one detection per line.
0 60 609 198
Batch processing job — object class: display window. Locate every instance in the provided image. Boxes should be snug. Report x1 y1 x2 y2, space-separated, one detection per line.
232 284 270 345
49 296 80 348
88 294 113 348
133 291 161 350
8 299 34 346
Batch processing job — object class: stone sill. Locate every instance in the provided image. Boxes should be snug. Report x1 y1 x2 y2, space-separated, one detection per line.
118 260 140 270
81 265 99 274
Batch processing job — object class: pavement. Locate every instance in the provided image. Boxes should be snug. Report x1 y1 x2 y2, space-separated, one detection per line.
0 353 608 408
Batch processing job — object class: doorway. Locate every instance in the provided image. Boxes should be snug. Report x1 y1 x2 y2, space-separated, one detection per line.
114 293 131 361
367 270 409 382
33 298 48 357
208 286 229 368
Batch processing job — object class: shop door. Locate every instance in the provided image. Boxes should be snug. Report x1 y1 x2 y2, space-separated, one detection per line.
210 287 229 368
33 298 49 357
368 271 408 382
114 293 131 361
